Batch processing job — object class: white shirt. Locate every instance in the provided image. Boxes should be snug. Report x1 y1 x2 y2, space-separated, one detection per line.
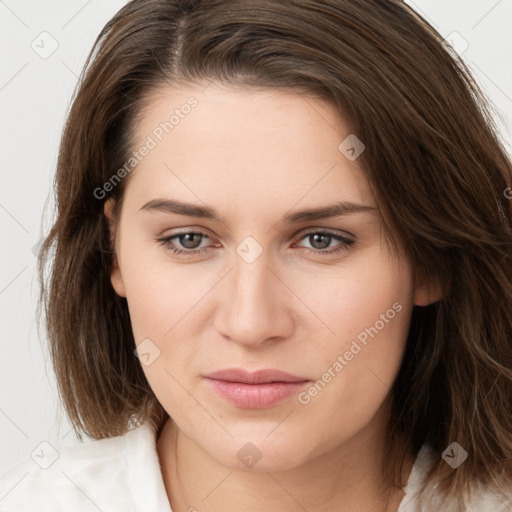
0 421 508 511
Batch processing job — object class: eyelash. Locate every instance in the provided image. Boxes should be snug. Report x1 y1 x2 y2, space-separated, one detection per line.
156 229 355 257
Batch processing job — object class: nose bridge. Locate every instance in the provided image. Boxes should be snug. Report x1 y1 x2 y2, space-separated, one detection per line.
233 251 270 307
217 241 289 345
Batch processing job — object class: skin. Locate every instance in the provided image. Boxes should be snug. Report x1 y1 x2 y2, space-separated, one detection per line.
105 81 442 512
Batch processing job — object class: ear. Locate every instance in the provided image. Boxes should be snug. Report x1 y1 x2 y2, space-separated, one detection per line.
104 198 126 298
412 271 446 307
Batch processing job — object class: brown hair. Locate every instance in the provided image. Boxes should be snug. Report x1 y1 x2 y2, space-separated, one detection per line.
38 0 512 508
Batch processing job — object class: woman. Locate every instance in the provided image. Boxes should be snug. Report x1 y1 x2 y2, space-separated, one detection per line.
1 0 511 510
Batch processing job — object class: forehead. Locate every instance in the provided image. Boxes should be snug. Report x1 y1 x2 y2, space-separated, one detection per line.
125 82 374 213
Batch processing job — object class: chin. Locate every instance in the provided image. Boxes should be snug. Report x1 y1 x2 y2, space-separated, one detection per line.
211 437 309 473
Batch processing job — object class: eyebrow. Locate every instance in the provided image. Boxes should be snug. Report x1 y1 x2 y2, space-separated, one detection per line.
139 198 377 223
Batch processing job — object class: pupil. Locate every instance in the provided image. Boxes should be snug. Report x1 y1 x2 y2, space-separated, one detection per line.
181 233 201 249
311 234 330 249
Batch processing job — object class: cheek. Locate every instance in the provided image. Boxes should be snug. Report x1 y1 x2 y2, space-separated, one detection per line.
117 235 217 408
294 247 412 354
291 248 413 421
118 240 207 418
118 234 207 342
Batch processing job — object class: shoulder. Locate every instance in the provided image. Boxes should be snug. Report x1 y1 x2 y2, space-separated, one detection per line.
0 421 172 512
400 445 512 512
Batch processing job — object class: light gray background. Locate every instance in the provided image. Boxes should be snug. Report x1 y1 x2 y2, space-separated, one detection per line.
1 0 511 476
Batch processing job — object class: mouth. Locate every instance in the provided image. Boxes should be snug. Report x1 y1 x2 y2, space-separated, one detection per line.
203 368 312 409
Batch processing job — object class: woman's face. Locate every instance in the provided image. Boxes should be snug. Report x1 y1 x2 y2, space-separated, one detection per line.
107 82 430 472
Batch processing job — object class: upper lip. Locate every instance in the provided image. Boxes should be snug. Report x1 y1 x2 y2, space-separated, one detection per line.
204 368 310 384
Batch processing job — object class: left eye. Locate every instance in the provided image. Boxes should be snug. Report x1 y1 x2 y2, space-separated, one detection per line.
157 232 214 255
157 230 354 256
297 232 350 251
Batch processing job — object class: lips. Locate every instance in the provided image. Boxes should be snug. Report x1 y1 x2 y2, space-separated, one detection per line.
204 368 309 384
204 368 312 409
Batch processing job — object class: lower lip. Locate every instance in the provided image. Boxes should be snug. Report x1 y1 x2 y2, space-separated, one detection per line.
205 378 311 409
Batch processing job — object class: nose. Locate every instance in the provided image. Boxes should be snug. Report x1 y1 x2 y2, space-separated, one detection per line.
214 247 294 348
